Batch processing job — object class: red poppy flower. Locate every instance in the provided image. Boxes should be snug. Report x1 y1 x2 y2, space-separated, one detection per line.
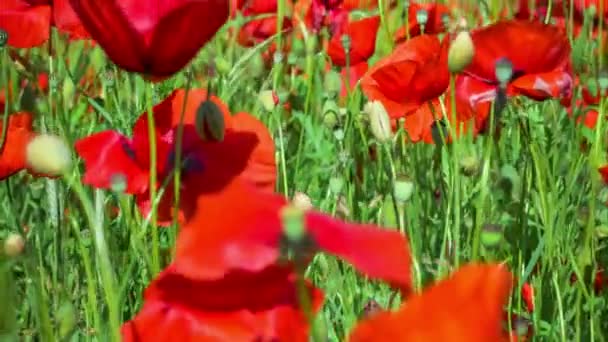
68 0 229 78
394 2 450 43
294 0 347 35
521 282 534 313
75 88 276 224
348 264 513 342
464 20 573 103
173 175 412 294
122 262 323 342
342 0 378 11
361 34 449 119
327 16 380 67
0 112 36 180
0 0 89 48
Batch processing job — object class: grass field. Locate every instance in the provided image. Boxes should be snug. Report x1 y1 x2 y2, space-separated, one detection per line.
1 0 608 341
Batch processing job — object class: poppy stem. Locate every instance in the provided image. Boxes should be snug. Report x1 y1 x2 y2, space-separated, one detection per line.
170 69 194 255
145 83 160 277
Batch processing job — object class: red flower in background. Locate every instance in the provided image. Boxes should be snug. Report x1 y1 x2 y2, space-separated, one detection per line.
68 0 229 78
348 264 513 342
0 113 36 180
327 16 380 67
361 34 449 119
463 20 573 103
75 89 276 225
294 0 347 36
394 2 450 43
568 80 607 129
0 0 89 48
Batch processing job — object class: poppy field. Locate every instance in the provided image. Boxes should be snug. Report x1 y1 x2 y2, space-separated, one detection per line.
2 0 608 341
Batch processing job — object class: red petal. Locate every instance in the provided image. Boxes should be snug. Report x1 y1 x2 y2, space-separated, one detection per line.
68 0 146 72
53 0 90 39
229 112 277 192
600 165 608 184
466 20 571 83
174 178 284 280
361 34 449 118
327 16 380 66
508 71 573 101
0 113 34 180
74 130 149 194
147 0 229 76
349 264 513 342
122 264 323 342
305 212 411 291
0 5 51 48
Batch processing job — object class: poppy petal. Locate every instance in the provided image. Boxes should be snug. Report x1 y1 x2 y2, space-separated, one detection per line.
508 71 573 101
147 0 229 76
348 264 513 342
327 16 380 67
0 113 35 180
74 130 150 194
0 5 51 48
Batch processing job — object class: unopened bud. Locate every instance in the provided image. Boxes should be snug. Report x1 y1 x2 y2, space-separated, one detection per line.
26 134 72 176
4 233 25 257
416 9 428 26
481 223 503 247
281 205 306 242
448 30 475 73
258 90 278 112
393 175 414 203
495 57 513 85
459 155 480 176
364 100 392 143
340 34 352 53
323 100 340 128
292 191 313 211
213 56 231 75
195 99 225 141
324 70 343 95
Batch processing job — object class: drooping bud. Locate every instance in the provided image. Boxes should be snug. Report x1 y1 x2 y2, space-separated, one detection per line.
323 100 340 129
393 175 414 203
481 223 503 247
324 70 343 95
281 205 306 242
258 90 278 112
363 100 392 143
213 55 231 75
26 134 72 176
195 99 225 141
495 57 513 86
459 154 480 176
416 9 429 26
4 233 25 257
448 30 475 73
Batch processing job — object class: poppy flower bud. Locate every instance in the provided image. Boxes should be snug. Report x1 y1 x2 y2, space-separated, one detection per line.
364 100 392 143
416 9 429 26
281 205 306 242
324 70 343 94
195 99 225 142
459 155 479 176
110 173 127 193
258 90 278 112
481 223 503 247
495 57 513 86
340 34 352 53
213 56 231 75
0 29 7 47
292 191 313 211
323 100 340 129
447 30 475 73
4 233 25 257
57 301 76 339
329 176 344 195
393 175 414 203
26 134 73 176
